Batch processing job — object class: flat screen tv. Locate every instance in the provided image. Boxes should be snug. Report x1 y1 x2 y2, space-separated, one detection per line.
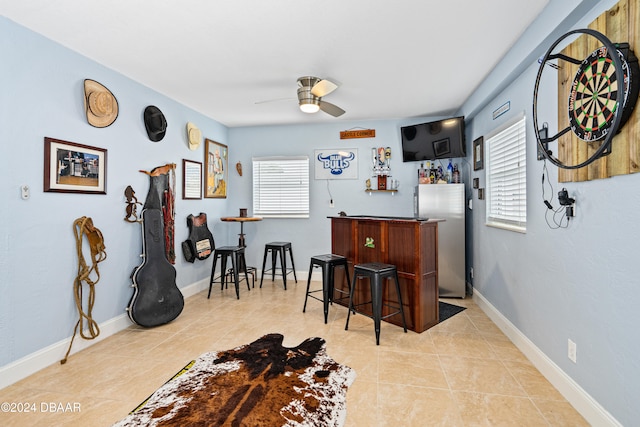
401 116 466 162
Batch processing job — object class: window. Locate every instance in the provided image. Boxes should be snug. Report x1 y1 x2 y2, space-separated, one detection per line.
485 114 527 232
252 156 309 218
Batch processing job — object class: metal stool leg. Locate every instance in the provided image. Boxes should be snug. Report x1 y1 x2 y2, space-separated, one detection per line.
208 253 219 299
271 248 278 282
229 253 239 299
370 274 383 345
345 275 358 331
394 270 407 333
220 254 229 290
287 245 297 283
303 260 315 313
259 247 269 288
279 247 287 290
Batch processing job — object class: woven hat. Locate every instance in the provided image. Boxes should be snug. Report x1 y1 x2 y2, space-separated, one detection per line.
84 79 118 128
144 105 167 142
186 122 202 150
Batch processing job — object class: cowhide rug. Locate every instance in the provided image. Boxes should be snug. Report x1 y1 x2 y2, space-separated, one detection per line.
112 333 356 427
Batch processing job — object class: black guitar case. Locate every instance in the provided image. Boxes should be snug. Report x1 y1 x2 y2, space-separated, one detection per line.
181 212 214 263
128 208 184 327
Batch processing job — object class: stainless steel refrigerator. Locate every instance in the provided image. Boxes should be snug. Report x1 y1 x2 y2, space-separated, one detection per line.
414 184 466 298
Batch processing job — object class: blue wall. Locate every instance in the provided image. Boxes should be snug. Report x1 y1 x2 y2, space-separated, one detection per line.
2 0 639 424
0 16 229 366
461 1 639 425
226 121 464 271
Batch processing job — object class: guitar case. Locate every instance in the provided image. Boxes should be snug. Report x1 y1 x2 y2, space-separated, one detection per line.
128 208 184 327
182 212 214 263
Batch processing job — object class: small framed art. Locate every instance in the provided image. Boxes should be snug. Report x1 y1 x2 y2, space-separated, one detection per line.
182 159 202 199
204 139 228 198
473 136 484 171
44 137 107 194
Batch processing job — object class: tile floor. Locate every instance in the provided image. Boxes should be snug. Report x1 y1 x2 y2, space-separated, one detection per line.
0 278 588 426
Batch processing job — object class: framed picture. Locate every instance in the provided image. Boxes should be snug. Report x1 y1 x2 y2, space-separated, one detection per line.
314 148 358 179
182 159 202 200
478 188 485 200
44 137 107 194
473 136 484 171
473 177 479 189
204 139 227 198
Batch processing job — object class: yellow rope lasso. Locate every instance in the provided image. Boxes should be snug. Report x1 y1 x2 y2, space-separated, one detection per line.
61 217 107 364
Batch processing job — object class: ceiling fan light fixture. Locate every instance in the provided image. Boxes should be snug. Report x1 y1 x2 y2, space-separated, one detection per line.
300 99 320 113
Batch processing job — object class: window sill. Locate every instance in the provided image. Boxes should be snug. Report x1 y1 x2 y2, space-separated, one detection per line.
485 220 526 234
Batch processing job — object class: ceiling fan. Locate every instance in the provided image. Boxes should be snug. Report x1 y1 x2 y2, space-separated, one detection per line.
257 76 346 117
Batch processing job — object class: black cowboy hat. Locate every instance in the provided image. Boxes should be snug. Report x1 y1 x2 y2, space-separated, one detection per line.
144 105 167 142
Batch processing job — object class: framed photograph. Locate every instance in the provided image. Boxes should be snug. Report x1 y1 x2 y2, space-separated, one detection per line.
473 136 484 171
44 137 107 194
314 148 358 179
204 139 227 198
473 177 479 189
182 159 202 200
478 188 485 200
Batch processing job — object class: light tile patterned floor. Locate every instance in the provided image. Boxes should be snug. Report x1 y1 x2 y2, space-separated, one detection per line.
0 279 588 426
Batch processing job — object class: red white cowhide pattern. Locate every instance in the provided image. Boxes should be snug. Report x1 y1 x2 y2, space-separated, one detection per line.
112 333 356 427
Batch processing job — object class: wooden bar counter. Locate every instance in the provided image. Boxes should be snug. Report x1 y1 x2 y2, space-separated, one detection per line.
329 215 441 333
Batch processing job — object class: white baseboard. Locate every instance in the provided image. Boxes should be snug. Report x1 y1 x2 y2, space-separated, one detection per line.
472 290 622 427
0 278 210 390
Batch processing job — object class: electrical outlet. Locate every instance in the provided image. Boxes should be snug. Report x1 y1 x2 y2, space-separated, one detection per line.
568 339 577 363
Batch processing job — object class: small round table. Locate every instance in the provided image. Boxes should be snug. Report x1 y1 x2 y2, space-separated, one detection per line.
220 216 262 283
220 216 262 248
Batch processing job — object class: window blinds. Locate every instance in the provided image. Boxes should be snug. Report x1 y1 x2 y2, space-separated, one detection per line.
252 156 310 218
486 115 527 231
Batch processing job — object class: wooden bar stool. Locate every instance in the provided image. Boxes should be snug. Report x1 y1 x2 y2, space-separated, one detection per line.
345 262 407 345
259 241 297 289
303 254 351 323
208 246 250 299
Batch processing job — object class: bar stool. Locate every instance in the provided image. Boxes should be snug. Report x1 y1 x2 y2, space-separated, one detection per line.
345 262 407 345
208 246 250 299
303 254 352 323
259 242 297 290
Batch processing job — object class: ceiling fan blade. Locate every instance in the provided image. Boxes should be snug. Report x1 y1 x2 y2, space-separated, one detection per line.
319 100 345 117
254 97 295 105
311 79 338 97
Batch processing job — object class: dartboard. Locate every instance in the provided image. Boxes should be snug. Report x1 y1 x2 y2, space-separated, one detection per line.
568 47 631 142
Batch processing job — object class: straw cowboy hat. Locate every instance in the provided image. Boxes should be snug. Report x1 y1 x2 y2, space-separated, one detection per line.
186 122 202 150
144 105 167 142
83 79 118 128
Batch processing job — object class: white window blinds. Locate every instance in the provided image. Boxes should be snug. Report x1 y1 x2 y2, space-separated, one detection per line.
486 115 527 232
252 156 310 218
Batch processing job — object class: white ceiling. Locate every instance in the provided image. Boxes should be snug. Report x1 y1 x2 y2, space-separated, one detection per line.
1 0 549 128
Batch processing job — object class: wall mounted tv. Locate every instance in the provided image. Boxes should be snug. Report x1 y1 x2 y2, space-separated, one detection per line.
401 116 466 162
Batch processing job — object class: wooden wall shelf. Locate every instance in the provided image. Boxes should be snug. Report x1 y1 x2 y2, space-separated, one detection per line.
365 189 397 194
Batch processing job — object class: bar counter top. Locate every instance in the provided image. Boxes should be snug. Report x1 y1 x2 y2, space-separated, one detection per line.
328 214 443 223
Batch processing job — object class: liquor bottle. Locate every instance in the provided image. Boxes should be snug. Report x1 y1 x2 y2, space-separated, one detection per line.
423 162 431 184
429 162 436 184
453 163 461 183
446 159 453 183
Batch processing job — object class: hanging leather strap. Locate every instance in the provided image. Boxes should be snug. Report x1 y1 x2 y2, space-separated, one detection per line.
61 217 107 364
